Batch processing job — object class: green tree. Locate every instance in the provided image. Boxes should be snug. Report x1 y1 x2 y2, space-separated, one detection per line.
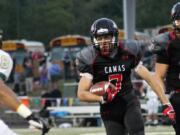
1 0 179 46
136 0 179 30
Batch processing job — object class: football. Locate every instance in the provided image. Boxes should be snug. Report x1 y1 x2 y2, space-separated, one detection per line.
89 81 116 96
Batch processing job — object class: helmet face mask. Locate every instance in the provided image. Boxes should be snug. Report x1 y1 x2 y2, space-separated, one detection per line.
96 34 114 56
90 18 119 57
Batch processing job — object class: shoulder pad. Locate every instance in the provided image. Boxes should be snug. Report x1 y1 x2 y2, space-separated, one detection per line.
76 46 96 65
151 32 170 53
123 40 143 57
0 50 13 81
76 46 97 73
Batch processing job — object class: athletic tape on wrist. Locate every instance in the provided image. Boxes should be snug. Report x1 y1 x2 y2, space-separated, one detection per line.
16 104 32 118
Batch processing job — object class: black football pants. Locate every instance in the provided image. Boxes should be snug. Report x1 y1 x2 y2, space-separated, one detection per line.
170 92 180 135
101 92 144 135
103 105 144 135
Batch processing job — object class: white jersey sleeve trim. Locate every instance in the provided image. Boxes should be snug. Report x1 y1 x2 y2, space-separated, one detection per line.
79 73 93 80
16 104 32 118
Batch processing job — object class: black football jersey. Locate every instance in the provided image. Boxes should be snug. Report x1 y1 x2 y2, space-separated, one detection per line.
76 40 143 95
153 31 180 90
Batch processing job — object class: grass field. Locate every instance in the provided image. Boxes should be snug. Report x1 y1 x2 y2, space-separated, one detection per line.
13 126 175 135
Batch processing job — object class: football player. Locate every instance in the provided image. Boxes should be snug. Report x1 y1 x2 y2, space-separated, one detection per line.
76 18 175 135
0 44 50 134
152 2 180 135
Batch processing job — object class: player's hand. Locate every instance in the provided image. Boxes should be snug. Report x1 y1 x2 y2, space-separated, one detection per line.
162 103 176 124
26 113 50 135
101 83 117 104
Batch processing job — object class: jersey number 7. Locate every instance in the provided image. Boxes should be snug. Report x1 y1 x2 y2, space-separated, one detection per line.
109 74 123 92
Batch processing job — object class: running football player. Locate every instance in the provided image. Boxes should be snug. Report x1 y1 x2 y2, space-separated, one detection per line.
76 18 175 135
152 2 180 135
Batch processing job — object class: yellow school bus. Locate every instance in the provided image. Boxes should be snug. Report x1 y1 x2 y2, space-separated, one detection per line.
49 35 91 97
1 40 26 73
49 35 91 79
50 35 90 61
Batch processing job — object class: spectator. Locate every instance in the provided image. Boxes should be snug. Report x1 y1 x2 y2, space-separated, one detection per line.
62 49 72 79
23 57 33 92
39 63 48 89
48 61 61 90
144 80 160 126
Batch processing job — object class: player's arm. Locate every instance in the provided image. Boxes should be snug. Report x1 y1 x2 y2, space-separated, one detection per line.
0 50 50 134
154 63 169 90
154 48 170 91
0 79 50 133
77 74 116 104
134 63 169 105
77 74 102 103
153 54 175 123
0 79 22 110
76 47 103 103
135 63 175 123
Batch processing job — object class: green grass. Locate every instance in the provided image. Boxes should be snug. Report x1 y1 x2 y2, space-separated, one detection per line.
13 126 174 135
13 127 105 135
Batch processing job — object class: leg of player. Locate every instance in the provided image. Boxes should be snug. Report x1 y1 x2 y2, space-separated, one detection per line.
124 100 144 135
103 120 128 135
170 93 180 135
0 119 18 135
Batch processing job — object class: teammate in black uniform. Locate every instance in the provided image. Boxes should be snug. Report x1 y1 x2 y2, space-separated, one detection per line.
76 18 175 135
152 2 180 135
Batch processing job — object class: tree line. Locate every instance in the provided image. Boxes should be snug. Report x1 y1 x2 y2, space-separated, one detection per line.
0 0 178 47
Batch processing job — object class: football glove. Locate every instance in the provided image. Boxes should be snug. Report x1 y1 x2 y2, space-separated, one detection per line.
162 103 176 124
26 113 50 135
100 83 117 104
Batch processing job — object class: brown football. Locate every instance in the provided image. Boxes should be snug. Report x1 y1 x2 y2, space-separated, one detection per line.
90 81 115 96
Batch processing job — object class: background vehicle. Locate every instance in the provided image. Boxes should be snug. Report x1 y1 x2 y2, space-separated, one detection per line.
49 35 91 97
21 39 45 53
49 34 91 80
